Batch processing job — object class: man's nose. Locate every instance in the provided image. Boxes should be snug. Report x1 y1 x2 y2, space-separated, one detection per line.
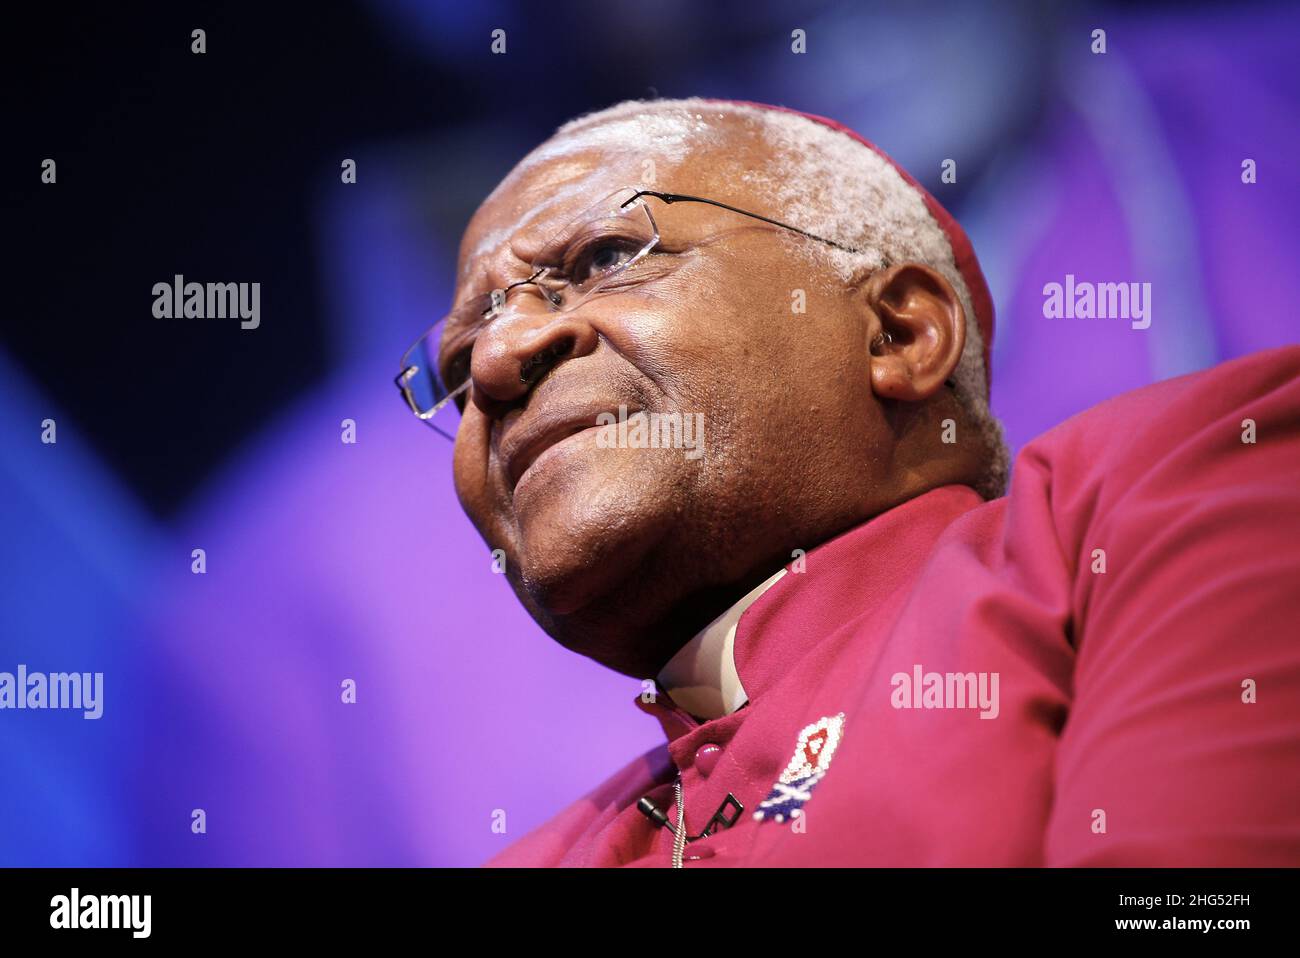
468 299 600 415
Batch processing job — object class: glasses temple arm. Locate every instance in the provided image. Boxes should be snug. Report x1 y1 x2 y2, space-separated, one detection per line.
624 189 864 255
624 190 954 390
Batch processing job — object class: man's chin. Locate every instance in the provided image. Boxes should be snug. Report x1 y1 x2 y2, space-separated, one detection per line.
515 523 650 619
511 480 670 615
515 559 667 677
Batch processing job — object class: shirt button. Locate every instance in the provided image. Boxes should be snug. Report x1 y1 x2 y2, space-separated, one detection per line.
694 743 723 778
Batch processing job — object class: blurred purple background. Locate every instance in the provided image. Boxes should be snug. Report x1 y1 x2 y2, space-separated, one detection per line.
2 0 1297 865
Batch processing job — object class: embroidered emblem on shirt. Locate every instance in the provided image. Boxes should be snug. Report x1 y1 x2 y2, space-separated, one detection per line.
753 713 846 823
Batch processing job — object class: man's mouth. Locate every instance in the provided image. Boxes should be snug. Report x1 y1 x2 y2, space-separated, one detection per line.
501 406 637 492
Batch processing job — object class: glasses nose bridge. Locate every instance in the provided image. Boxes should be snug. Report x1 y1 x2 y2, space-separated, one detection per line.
474 283 601 398
490 267 565 316
474 276 573 364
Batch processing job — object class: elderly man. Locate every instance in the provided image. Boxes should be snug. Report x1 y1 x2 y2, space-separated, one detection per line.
395 98 1300 867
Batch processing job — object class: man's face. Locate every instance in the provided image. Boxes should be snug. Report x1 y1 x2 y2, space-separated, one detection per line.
448 114 887 677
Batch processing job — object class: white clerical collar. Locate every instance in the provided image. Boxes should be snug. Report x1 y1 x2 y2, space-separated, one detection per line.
656 567 788 721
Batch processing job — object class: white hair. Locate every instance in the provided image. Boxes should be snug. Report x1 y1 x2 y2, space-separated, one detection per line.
555 98 1009 499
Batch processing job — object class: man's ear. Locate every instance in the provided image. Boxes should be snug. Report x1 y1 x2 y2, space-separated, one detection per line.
860 263 966 402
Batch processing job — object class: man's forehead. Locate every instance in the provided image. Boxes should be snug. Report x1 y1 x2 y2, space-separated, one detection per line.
456 149 678 287
455 110 768 286
456 150 641 280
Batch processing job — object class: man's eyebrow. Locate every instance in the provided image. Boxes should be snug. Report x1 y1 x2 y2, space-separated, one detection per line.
460 225 512 283
458 210 548 288
455 178 616 298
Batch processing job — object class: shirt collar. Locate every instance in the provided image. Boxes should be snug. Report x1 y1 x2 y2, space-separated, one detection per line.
639 485 985 740
730 485 983 705
655 567 789 721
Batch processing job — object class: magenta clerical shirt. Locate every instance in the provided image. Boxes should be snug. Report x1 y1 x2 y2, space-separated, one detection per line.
488 346 1300 867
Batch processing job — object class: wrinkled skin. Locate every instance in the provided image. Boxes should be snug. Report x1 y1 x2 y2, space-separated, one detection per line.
447 110 981 679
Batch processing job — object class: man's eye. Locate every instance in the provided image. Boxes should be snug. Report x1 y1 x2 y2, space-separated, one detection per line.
590 244 627 272
571 239 636 284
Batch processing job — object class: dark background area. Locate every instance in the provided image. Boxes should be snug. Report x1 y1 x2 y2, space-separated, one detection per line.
9 3 466 512
7 0 1041 515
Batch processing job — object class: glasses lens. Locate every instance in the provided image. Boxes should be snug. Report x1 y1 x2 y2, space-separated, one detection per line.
398 292 493 438
402 328 439 414
398 189 660 438
529 189 659 310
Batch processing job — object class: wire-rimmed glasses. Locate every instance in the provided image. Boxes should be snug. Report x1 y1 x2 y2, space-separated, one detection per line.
396 186 872 439
395 187 664 439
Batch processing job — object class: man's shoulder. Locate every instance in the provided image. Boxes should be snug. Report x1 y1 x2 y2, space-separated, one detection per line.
1016 346 1300 496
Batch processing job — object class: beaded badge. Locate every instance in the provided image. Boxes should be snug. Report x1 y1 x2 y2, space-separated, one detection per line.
753 713 846 823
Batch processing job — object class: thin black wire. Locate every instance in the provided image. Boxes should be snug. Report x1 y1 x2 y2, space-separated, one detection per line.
624 189 867 255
